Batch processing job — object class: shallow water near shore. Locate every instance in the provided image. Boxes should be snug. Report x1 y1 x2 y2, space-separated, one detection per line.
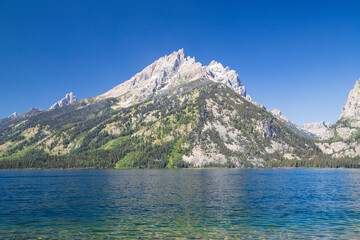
1 169 360 239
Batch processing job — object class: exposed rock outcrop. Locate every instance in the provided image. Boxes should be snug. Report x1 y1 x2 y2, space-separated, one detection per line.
339 79 360 119
97 49 253 107
340 79 360 119
316 78 360 157
8 112 19 118
49 92 78 110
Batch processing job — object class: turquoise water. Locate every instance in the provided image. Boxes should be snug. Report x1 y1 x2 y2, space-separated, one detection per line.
1 169 360 239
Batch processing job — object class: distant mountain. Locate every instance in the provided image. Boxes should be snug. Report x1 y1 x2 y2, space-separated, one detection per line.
49 92 78 110
271 108 334 140
271 108 316 139
1 93 77 123
8 112 19 118
299 121 332 139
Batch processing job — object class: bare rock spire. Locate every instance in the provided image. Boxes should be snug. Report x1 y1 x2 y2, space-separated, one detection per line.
49 92 78 110
96 49 252 107
340 79 360 119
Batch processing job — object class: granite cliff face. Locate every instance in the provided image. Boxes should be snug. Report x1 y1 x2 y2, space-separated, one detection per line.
8 112 19 118
339 79 360 119
49 92 78 110
316 119 360 157
316 78 360 157
97 49 252 107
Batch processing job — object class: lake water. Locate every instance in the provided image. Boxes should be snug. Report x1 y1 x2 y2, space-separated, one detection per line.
1 169 360 239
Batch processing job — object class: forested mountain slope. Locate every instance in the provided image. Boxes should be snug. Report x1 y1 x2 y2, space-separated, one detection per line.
0 80 323 169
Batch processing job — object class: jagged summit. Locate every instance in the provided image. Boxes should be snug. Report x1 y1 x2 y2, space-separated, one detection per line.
97 49 251 107
207 60 250 101
340 79 360 119
271 108 293 124
8 112 19 118
50 92 78 110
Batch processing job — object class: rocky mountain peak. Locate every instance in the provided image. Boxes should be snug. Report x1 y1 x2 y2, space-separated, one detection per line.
208 60 232 73
160 48 189 68
49 92 78 110
97 49 252 107
208 60 225 69
8 112 19 118
340 78 360 119
207 60 250 101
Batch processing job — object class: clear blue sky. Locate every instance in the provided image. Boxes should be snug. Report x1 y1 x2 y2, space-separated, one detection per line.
0 0 359 125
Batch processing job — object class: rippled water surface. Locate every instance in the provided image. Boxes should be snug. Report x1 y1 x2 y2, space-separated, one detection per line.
1 169 360 239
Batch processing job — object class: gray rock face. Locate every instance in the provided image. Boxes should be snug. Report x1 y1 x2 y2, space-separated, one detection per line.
97 49 253 107
49 92 78 110
271 109 293 125
340 79 360 119
299 121 333 139
255 119 274 138
316 79 360 157
8 112 19 118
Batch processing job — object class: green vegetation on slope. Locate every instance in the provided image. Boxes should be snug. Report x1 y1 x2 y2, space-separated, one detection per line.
0 80 352 169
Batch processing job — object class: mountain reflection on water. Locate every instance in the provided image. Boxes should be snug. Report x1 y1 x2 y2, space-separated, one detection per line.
1 169 360 239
